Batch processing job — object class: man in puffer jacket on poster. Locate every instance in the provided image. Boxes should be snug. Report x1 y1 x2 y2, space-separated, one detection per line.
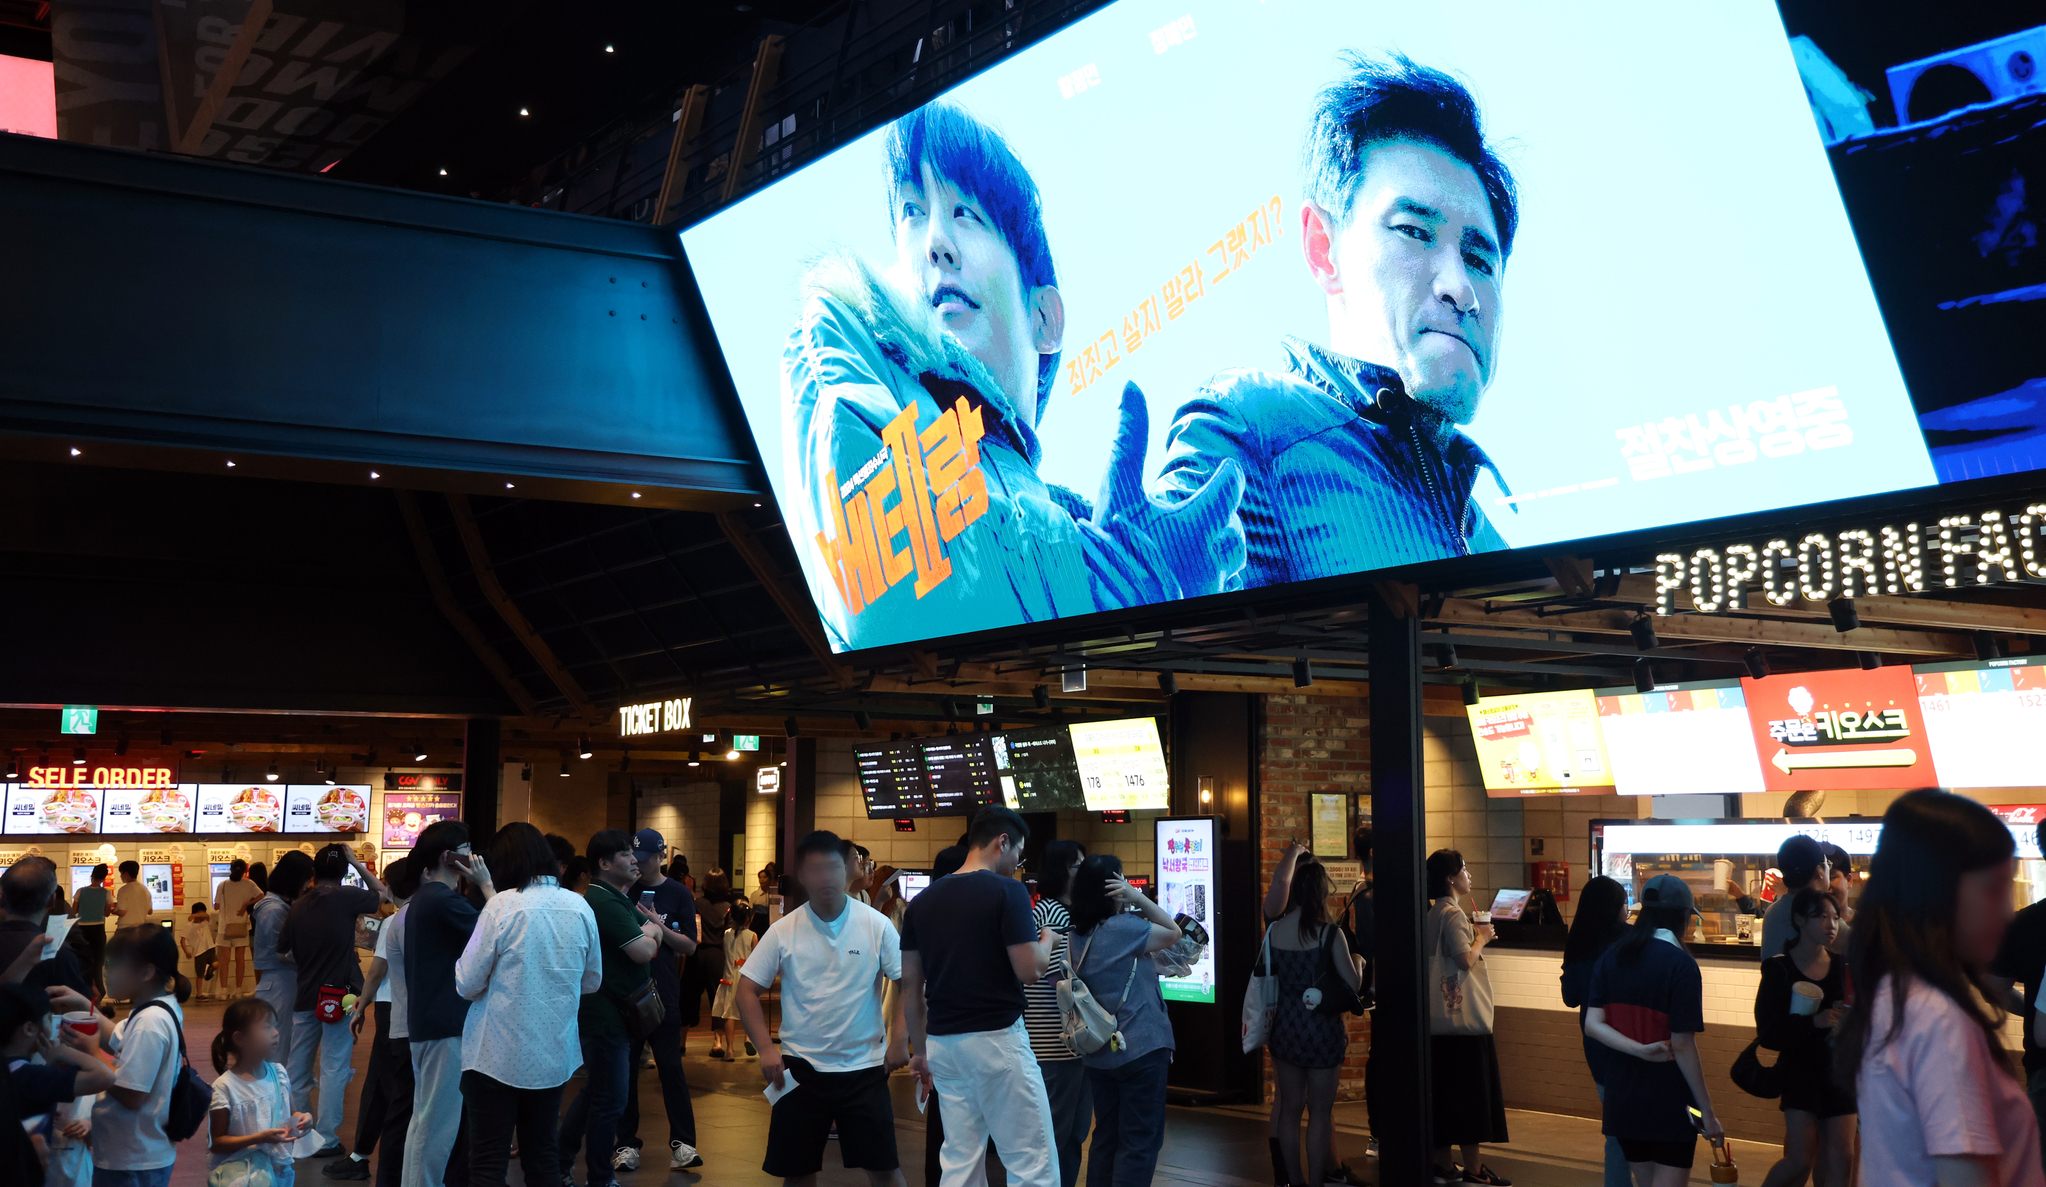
782 101 1244 653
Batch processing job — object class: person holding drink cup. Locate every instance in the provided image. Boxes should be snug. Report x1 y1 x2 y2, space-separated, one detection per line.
1423 850 1510 1185
1754 888 1855 1187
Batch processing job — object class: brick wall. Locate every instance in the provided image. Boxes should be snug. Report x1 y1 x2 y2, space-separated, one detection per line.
1260 691 1372 1099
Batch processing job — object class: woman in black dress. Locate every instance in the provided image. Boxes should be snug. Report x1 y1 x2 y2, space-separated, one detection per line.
1755 887 1855 1187
1262 848 1359 1187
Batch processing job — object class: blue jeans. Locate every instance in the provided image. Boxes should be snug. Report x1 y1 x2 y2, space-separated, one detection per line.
1594 1083 1629 1187
1084 1049 1172 1187
93 1169 174 1187
558 1030 631 1184
291 1011 358 1140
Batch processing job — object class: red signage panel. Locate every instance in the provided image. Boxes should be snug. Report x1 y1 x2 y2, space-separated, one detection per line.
1740 667 1936 792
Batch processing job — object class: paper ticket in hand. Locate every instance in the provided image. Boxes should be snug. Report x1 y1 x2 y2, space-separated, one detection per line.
763 1069 800 1107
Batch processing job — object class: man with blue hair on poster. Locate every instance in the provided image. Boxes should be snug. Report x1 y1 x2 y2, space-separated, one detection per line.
1156 53 1518 588
783 102 1243 652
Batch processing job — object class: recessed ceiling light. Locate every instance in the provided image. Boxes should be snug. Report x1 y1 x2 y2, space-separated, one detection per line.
69 447 80 457
505 482 515 489
753 502 761 507
369 471 379 479
726 749 739 760
604 44 614 53
225 460 235 468
518 107 530 116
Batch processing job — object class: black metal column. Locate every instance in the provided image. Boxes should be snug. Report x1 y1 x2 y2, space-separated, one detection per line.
463 717 501 840
1368 597 1432 1180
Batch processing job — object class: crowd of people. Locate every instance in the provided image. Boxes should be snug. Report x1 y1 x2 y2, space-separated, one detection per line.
8 788 2046 1187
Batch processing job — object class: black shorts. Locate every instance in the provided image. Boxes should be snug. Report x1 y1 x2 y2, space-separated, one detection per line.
1617 1137 1696 1169
761 1057 899 1178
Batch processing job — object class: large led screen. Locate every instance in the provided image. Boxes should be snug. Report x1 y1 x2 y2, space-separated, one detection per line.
681 0 1974 654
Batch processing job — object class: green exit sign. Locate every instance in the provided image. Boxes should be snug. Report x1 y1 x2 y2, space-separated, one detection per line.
60 706 97 735
733 734 761 752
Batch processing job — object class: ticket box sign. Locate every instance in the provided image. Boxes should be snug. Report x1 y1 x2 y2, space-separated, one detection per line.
1740 667 1936 792
1468 690 1613 795
1594 680 1767 797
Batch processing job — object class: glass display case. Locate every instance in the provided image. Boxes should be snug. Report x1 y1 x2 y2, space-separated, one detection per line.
1593 813 2046 953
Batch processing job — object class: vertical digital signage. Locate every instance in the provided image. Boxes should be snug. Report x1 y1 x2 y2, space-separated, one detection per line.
1740 668 1935 792
1155 816 1217 1004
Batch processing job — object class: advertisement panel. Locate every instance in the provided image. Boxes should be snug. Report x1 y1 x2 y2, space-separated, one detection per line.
1068 718 1170 811
1740 668 1935 792
1468 690 1612 795
194 785 286 834
681 0 1970 656
381 794 463 850
990 725 1085 811
3 784 102 835
284 786 372 834
1594 681 1768 796
99 785 198 835
1155 816 1217 1003
1913 658 2046 790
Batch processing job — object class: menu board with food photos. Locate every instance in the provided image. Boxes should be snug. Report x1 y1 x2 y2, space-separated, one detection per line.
194 784 286 834
99 784 198 834
284 785 371 834
3 784 103 834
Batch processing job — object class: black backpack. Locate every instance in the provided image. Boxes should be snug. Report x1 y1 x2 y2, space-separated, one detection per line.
131 999 212 1142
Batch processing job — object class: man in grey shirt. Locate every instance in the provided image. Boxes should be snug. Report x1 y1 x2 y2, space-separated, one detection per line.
1759 835 1830 957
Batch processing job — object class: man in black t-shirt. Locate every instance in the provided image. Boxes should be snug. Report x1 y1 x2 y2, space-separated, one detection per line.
611 829 699 1173
1989 819 2046 1174
0 858 91 1001
277 843 386 1154
902 807 1058 1187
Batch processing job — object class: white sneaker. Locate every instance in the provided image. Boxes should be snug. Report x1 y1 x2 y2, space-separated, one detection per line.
670 1141 702 1171
610 1146 639 1172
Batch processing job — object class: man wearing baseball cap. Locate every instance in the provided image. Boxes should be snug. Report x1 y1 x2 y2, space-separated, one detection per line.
1760 834 1831 958
610 828 702 1173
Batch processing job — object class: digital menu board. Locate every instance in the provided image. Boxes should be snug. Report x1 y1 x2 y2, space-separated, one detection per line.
1740 668 1935 793
100 785 198 834
284 785 371 834
1069 717 1170 811
1594 680 1767 797
1914 658 2046 790
1468 690 1613 795
855 742 931 817
3 784 102 835
1156 816 1217 1003
920 736 1003 816
991 725 1086 811
194 785 286 834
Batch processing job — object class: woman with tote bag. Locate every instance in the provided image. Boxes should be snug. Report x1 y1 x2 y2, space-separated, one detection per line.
1424 849 1511 1185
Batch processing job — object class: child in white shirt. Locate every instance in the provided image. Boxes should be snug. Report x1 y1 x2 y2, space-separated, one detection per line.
182 903 218 1002
209 997 315 1187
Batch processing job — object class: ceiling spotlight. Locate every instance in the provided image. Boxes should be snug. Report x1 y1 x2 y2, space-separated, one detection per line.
687 760 700 767
577 735 594 760
265 761 280 782
1032 684 1049 709
853 710 872 731
753 502 761 508
604 44 615 52
1434 642 1459 669
71 746 86 765
1158 671 1178 696
1462 676 1481 706
369 471 380 480
1975 631 2003 662
559 761 571 778
413 741 428 762
1292 657 1312 688
3 760 16 780
69 447 81 457
630 492 641 499
940 696 959 720
725 749 739 760
115 735 129 757
438 168 448 176
1743 648 1769 680
225 459 236 468
619 754 631 772
946 721 959 735
1633 657 1657 694
518 107 530 116
1828 597 1859 634
221 764 231 782
1629 615 1658 651
159 728 173 747
505 482 515 490
1858 650 1882 670
520 764 532 781
784 716 799 738
324 767 338 785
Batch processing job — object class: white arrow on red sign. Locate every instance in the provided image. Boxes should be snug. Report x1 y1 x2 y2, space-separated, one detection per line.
1770 747 1918 775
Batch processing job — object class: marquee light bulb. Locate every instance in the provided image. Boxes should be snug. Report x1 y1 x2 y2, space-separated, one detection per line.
726 749 739 760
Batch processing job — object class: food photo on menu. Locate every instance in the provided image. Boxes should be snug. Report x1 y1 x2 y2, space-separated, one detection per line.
285 785 370 833
194 784 284 834
99 785 197 834
34 787 100 835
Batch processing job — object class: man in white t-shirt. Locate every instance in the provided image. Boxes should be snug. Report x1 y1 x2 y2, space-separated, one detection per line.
114 860 152 934
738 830 907 1187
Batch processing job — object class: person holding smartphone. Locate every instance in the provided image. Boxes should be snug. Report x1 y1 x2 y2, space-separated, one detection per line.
402 820 495 1187
611 829 701 1174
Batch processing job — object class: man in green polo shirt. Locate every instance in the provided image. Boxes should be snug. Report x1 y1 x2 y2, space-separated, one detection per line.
558 830 665 1187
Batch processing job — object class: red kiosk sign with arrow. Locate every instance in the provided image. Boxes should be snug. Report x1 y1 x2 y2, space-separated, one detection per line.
1741 668 1938 792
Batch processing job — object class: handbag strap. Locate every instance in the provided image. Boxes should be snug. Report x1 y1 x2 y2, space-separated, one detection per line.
1070 927 1139 1010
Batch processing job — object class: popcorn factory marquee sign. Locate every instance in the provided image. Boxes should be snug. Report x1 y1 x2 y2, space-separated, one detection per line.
1652 503 2046 615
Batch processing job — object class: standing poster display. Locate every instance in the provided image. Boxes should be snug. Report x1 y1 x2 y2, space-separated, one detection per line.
1155 816 1217 1004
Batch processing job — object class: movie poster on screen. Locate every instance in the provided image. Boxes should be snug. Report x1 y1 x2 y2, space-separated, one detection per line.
1155 817 1217 1004
1468 690 1612 795
681 0 1942 658
382 793 462 850
1741 667 1935 792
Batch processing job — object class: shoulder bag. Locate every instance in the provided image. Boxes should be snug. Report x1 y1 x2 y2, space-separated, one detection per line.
1306 922 1365 1016
1240 925 1278 1053
131 999 213 1142
1059 929 1135 1056
1423 900 1494 1036
611 977 665 1043
1730 1037 1785 1098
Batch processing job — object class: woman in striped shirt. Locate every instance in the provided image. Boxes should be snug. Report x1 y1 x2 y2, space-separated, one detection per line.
1026 840 1089 1187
